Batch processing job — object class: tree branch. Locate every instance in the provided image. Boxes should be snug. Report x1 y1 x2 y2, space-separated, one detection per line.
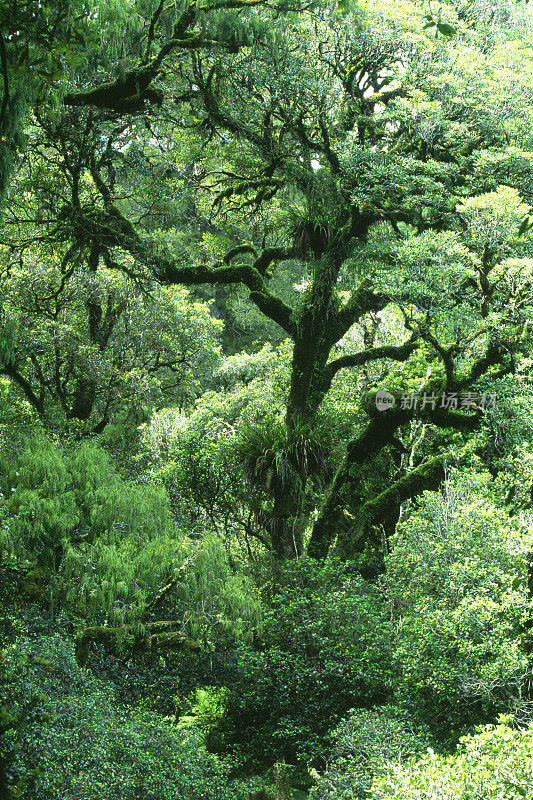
337 453 449 558
63 0 269 114
0 363 45 416
143 0 165 64
163 260 295 334
324 278 390 350
324 335 418 386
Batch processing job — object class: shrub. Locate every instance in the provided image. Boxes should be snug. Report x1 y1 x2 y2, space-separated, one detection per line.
217 557 392 769
310 706 430 800
373 716 533 800
384 472 529 742
2 633 239 800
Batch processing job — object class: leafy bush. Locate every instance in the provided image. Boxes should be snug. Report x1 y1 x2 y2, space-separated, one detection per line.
0 437 79 569
310 706 430 800
373 717 533 800
216 557 393 769
0 438 186 623
384 472 529 742
2 633 240 800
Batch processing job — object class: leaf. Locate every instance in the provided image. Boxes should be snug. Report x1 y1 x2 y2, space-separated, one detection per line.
512 577 522 590
517 216 532 236
436 22 457 36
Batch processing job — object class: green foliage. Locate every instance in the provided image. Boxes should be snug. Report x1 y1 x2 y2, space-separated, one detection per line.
0 437 188 626
69 442 172 542
216 557 392 768
0 244 222 430
0 0 92 204
3 0 533 795
177 534 262 646
384 472 530 741
49 442 259 640
0 437 79 569
237 413 328 497
373 716 533 800
66 443 178 623
310 706 430 800
0 313 18 368
178 685 229 749
2 633 240 800
458 185 532 251
139 347 293 549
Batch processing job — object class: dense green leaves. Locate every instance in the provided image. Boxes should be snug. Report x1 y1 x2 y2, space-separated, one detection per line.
216 558 392 768
384 472 530 740
1 633 240 800
310 706 430 800
373 717 533 800
2 0 533 796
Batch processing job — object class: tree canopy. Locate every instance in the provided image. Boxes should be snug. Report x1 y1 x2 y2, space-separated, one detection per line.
2 0 533 797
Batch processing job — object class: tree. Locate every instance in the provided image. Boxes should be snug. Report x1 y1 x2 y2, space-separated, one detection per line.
6 0 533 564
0 0 92 207
0 111 222 432
0 257 221 432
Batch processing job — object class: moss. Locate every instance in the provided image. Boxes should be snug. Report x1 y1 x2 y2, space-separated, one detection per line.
21 568 48 601
64 66 163 114
74 622 201 666
150 631 200 651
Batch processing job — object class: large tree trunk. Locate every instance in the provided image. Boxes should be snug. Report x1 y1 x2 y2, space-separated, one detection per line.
270 494 304 560
309 447 448 576
285 257 339 427
69 376 97 421
260 259 338 560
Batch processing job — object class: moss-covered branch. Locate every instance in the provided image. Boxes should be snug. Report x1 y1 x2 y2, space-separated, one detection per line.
318 112 341 174
307 407 412 559
333 453 449 564
0 362 45 417
286 257 342 422
74 622 201 666
253 247 296 276
91 208 269 313
163 259 295 334
323 336 419 388
327 278 390 348
200 65 272 152
309 448 449 567
419 328 457 387
63 1 185 112
60 201 297 334
213 177 284 210
419 325 517 393
63 0 267 114
454 336 517 391
307 363 490 562
64 66 164 114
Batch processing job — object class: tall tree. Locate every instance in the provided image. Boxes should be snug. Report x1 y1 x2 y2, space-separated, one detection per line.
6 0 533 565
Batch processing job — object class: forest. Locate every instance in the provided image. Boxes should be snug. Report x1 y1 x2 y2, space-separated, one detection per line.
1 0 533 796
